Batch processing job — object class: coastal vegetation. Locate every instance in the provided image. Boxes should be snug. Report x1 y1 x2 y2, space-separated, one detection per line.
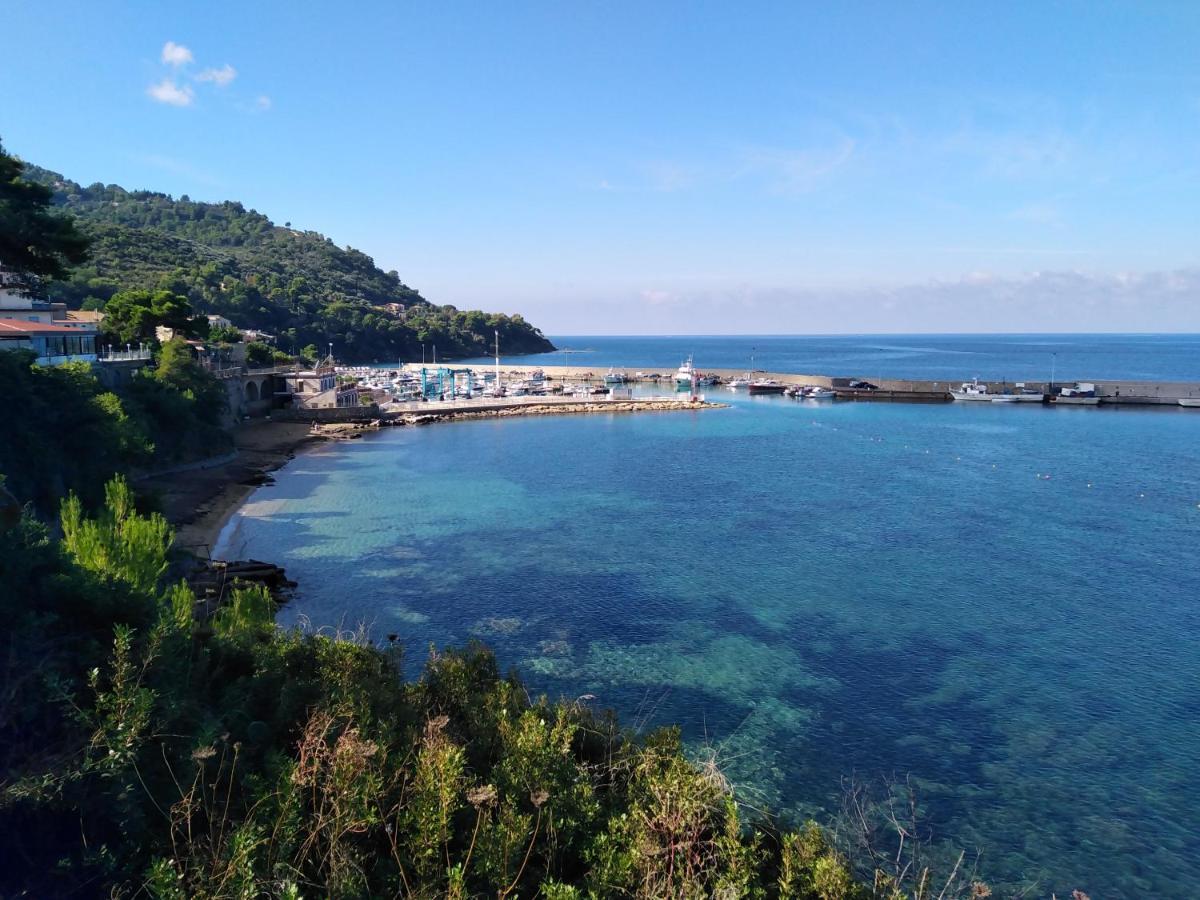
0 343 229 515
0 481 991 898
16 155 555 362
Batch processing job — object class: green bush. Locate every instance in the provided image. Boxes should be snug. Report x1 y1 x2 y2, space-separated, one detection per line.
0 344 230 515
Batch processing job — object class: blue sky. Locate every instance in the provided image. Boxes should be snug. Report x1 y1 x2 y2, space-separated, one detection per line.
5 1 1200 333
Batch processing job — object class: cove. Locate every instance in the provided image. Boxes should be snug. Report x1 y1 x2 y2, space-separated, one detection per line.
217 389 1200 897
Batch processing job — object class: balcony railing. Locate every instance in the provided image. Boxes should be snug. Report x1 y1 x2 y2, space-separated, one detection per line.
98 347 152 362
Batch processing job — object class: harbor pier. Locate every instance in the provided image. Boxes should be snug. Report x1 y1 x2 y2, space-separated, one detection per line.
395 364 1200 407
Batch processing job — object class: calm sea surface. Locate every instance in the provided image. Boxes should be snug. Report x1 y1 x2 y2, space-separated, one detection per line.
456 333 1200 382
222 337 1200 896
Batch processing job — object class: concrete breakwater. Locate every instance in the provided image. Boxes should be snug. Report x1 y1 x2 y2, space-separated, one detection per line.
397 398 721 424
277 395 724 426
399 364 1200 406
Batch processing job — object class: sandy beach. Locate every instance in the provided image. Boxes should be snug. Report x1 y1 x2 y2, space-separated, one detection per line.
142 420 322 560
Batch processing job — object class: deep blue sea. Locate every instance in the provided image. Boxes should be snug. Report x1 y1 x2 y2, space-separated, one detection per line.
457 333 1200 382
222 336 1200 897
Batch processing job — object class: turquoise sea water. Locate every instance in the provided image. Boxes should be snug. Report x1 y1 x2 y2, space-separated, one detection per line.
221 349 1200 896
457 333 1200 382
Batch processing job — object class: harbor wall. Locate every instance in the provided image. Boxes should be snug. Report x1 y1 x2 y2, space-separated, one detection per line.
397 364 1200 405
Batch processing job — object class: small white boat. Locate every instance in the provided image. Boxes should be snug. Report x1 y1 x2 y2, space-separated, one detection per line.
988 386 1046 403
727 377 751 389
950 378 991 401
1180 398 1200 408
802 386 836 400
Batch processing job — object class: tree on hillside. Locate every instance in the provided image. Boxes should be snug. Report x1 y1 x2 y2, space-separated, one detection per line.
0 140 89 293
244 341 275 367
207 323 242 344
151 338 226 423
101 289 204 344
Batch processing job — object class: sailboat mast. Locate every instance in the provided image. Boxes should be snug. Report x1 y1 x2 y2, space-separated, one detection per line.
495 330 501 394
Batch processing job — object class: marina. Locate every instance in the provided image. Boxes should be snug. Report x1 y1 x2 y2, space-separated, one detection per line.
332 361 1200 414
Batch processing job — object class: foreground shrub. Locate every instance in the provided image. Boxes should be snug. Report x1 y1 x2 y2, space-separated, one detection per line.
0 477 990 898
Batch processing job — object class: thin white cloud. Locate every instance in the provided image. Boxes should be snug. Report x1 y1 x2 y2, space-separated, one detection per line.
161 41 193 67
641 161 703 193
738 138 857 193
255 95 272 111
147 78 194 107
195 64 237 87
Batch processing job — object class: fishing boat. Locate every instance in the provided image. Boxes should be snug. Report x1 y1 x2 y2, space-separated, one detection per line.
748 379 786 395
604 368 628 384
675 356 696 386
1054 383 1100 406
950 378 992 401
727 377 750 389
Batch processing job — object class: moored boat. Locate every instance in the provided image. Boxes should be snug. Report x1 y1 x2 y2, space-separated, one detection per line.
801 386 836 400
950 378 990 401
748 379 786 395
604 368 628 384
1054 382 1100 405
1180 398 1200 408
675 356 696 386
989 383 1043 403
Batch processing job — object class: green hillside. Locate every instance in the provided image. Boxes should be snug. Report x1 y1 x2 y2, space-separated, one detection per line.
23 164 554 362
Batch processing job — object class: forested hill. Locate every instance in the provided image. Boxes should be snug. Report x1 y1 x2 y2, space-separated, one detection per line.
23 164 554 361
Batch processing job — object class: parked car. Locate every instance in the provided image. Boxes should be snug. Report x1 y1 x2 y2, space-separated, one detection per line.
849 380 879 390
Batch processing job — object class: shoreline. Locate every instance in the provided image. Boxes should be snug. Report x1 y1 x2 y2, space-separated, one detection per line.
154 399 724 560
142 420 324 559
